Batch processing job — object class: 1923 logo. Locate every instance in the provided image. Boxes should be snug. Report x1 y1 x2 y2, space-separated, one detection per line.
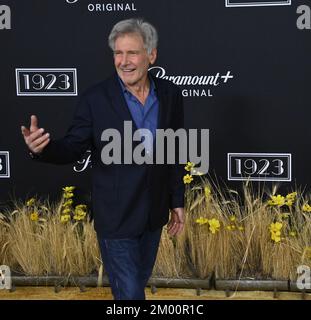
228 153 291 181
225 0 291 7
0 151 10 178
16 68 78 96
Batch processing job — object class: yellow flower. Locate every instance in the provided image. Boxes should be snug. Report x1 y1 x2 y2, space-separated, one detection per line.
229 215 236 222
208 218 220 234
62 199 73 207
289 231 296 237
286 192 297 200
183 174 193 184
62 186 75 193
204 186 211 198
226 224 236 231
302 204 311 212
238 226 244 231
62 208 71 215
267 195 285 207
75 204 87 211
270 222 283 232
285 199 294 207
278 212 290 220
271 233 281 243
30 212 39 221
63 192 74 199
195 217 208 225
269 222 283 243
74 207 87 221
184 162 195 172
75 208 86 215
26 198 35 207
304 247 311 259
61 215 71 223
73 212 87 221
284 191 297 207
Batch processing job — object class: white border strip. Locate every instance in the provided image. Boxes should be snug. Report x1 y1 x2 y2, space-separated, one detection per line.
0 151 10 178
227 153 291 181
225 0 291 7
15 68 78 96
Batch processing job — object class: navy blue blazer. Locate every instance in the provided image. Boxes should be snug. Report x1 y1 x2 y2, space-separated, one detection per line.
38 73 185 239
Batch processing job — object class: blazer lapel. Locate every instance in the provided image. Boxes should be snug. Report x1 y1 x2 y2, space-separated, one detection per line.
106 73 138 132
152 74 168 130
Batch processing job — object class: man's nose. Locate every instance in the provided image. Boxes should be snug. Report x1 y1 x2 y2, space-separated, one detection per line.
121 54 130 65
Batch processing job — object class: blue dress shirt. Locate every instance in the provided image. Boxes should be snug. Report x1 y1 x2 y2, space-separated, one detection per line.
118 77 159 154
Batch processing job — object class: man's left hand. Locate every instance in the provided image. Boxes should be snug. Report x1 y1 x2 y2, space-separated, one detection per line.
167 207 185 236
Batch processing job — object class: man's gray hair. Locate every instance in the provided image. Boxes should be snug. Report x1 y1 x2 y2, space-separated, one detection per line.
108 18 158 54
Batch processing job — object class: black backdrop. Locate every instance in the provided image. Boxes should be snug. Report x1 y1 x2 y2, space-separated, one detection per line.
1 0 311 205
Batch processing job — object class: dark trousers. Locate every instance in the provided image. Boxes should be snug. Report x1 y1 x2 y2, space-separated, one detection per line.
98 227 162 300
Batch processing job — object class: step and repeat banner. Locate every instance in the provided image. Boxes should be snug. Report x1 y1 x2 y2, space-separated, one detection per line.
1 0 311 204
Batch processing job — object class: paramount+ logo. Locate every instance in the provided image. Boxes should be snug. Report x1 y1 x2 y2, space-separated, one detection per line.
0 5 11 30
65 0 137 12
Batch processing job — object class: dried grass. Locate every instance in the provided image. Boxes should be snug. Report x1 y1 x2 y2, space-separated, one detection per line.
0 181 310 282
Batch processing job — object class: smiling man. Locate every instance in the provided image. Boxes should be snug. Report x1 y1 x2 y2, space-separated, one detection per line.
21 18 185 300
112 32 156 100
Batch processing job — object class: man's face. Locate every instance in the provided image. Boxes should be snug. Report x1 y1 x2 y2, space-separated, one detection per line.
113 33 157 87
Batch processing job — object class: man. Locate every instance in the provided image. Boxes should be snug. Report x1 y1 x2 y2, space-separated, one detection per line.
21 18 185 300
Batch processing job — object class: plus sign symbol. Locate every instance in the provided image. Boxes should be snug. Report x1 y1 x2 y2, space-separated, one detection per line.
221 71 234 83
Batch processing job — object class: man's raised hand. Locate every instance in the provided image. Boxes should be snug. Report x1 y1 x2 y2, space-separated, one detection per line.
21 115 50 154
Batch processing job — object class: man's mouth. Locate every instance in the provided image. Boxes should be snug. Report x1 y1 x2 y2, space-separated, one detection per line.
121 68 136 73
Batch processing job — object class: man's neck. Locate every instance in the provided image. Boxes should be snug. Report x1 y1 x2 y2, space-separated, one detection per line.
126 77 150 105
125 77 150 97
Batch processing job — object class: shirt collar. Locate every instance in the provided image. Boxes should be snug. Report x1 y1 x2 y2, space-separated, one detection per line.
118 74 156 95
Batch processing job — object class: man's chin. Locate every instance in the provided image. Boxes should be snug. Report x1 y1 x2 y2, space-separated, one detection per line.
121 78 138 87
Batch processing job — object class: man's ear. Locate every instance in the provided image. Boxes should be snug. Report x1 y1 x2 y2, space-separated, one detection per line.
149 48 157 65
